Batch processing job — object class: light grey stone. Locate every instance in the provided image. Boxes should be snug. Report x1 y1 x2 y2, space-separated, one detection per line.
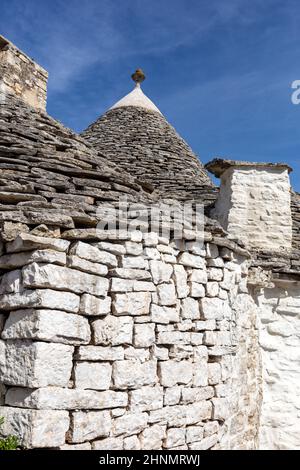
74 362 112 390
186 426 204 444
124 435 141 450
151 304 179 324
201 297 226 320
6 233 70 253
113 412 148 437
76 345 124 361
139 424 166 449
125 241 143 255
157 331 190 345
157 282 176 306
110 278 134 292
189 282 205 298
92 315 133 346
173 264 189 298
134 323 155 348
92 437 123 450
149 260 173 284
178 252 205 269
109 268 151 280
164 386 181 406
158 360 193 387
96 241 126 255
0 249 66 269
189 269 208 284
69 241 117 267
69 410 111 443
164 427 186 448
79 294 111 316
181 386 214 404
0 288 80 313
143 232 159 247
113 360 157 389
206 281 219 297
67 255 108 276
129 386 163 411
181 297 200 319
121 256 148 269
112 292 151 316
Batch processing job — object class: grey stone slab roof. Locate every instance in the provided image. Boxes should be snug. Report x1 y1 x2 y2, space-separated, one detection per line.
82 106 217 205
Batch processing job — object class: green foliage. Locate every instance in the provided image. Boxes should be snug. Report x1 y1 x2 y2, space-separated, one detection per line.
0 417 19 450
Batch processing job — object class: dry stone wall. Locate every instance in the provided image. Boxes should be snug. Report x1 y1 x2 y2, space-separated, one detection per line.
0 230 261 450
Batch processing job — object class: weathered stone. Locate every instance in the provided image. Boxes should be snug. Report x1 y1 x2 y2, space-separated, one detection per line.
92 437 123 450
0 406 69 448
1 340 73 387
76 345 124 361
143 232 159 247
96 241 126 255
2 309 90 345
113 360 157 389
212 398 229 421
133 280 156 291
189 433 218 450
208 363 222 385
109 268 151 280
181 386 214 404
206 281 219 297
113 412 148 436
157 330 190 345
7 233 70 253
204 421 219 437
164 427 186 448
151 304 179 324
158 360 193 387
110 278 134 292
186 426 204 444
5 387 128 410
92 316 133 346
0 249 66 269
67 255 108 276
69 411 111 443
133 323 155 347
173 264 189 298
149 260 173 284
121 255 148 269
22 262 109 296
164 386 181 406
69 241 117 267
157 282 176 306
181 297 200 319
193 359 208 387
112 292 151 316
0 269 21 295
0 288 80 312
79 294 111 316
139 424 166 449
178 252 205 269
0 221 29 242
124 435 141 450
189 269 208 284
125 241 143 255
129 386 163 411
189 282 205 298
74 362 112 390
201 297 227 320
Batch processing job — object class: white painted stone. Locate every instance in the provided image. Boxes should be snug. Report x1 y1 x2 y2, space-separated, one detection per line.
134 323 155 347
129 385 163 411
92 316 133 346
79 294 111 316
5 387 128 410
69 410 111 443
69 241 117 267
0 406 69 448
112 292 151 316
6 233 70 253
67 255 108 276
113 411 148 436
158 360 193 387
1 340 73 387
157 282 176 306
2 309 90 345
74 362 112 390
76 345 124 361
149 260 173 284
181 297 200 320
151 304 179 324
113 360 157 389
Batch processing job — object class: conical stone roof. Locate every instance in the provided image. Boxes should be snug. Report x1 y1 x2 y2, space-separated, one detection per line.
82 77 216 205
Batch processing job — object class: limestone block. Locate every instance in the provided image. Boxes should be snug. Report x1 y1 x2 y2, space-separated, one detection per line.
76 346 124 361
164 386 181 406
0 406 69 448
6 387 128 410
212 398 229 421
79 294 111 316
149 402 211 427
201 298 226 320
2 309 90 345
158 360 193 387
134 323 155 348
113 412 148 437
185 240 206 256
206 281 219 297
133 281 156 291
6 233 70 253
190 333 203 346
181 386 214 404
189 433 218 450
220 269 235 291
189 282 205 298
181 297 200 320
59 443 91 450
69 410 111 443
169 344 193 361
113 359 157 389
1 340 73 387
0 269 22 295
129 385 163 411
151 304 179 324
149 260 173 284
157 282 176 306
67 255 108 276
92 315 133 346
124 346 150 362
109 268 151 280
92 437 123 450
96 241 126 255
144 247 161 260
207 257 224 268
124 435 141 450
208 268 223 281
204 421 219 437
121 256 148 269
143 232 159 247
189 269 208 284
206 243 219 258
152 345 169 361
69 241 117 267
178 252 205 269
110 278 134 292
192 359 208 387
74 362 112 390
157 331 190 345
0 288 80 313
164 428 186 448
22 263 109 296
112 292 151 316
0 249 66 269
139 424 166 449
125 241 143 255
208 363 222 385
173 264 189 298
186 426 204 444
193 345 209 361
194 320 216 331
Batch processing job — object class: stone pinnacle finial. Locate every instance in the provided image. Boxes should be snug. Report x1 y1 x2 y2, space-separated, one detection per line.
131 68 146 85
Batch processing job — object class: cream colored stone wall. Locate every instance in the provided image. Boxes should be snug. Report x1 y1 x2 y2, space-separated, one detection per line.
212 167 292 253
256 283 300 449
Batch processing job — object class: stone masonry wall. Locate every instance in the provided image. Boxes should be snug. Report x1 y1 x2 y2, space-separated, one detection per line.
256 283 300 450
0 230 261 450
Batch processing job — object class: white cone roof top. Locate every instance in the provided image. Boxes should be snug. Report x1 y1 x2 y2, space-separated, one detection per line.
109 68 162 115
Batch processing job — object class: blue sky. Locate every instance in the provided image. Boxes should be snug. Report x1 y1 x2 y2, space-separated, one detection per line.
1 0 300 190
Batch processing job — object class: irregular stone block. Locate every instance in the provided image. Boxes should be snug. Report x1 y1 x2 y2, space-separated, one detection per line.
164 386 181 406
0 288 80 313
1 340 73 387
2 309 90 345
76 345 124 361
96 241 126 255
69 241 117 267
92 316 133 346
112 292 151 316
189 269 208 283
5 387 128 410
206 281 219 297
113 359 157 389
178 252 205 269
164 427 186 448
189 282 205 298
133 323 155 348
133 281 156 291
22 262 109 296
125 241 143 255
173 264 189 298
149 260 173 284
158 360 193 387
139 424 166 449
124 435 141 450
69 410 111 443
121 256 148 269
201 297 226 320
92 437 123 450
67 255 108 276
157 282 176 306
7 233 70 253
109 268 151 280
157 331 190 345
79 294 111 316
193 359 208 387
0 249 66 269
189 433 218 450
212 398 229 421
110 278 134 292
0 406 69 448
186 426 204 444
181 386 214 404
0 269 22 295
151 304 179 324
113 412 148 437
129 385 163 411
181 297 200 319
74 362 112 390
208 363 222 385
